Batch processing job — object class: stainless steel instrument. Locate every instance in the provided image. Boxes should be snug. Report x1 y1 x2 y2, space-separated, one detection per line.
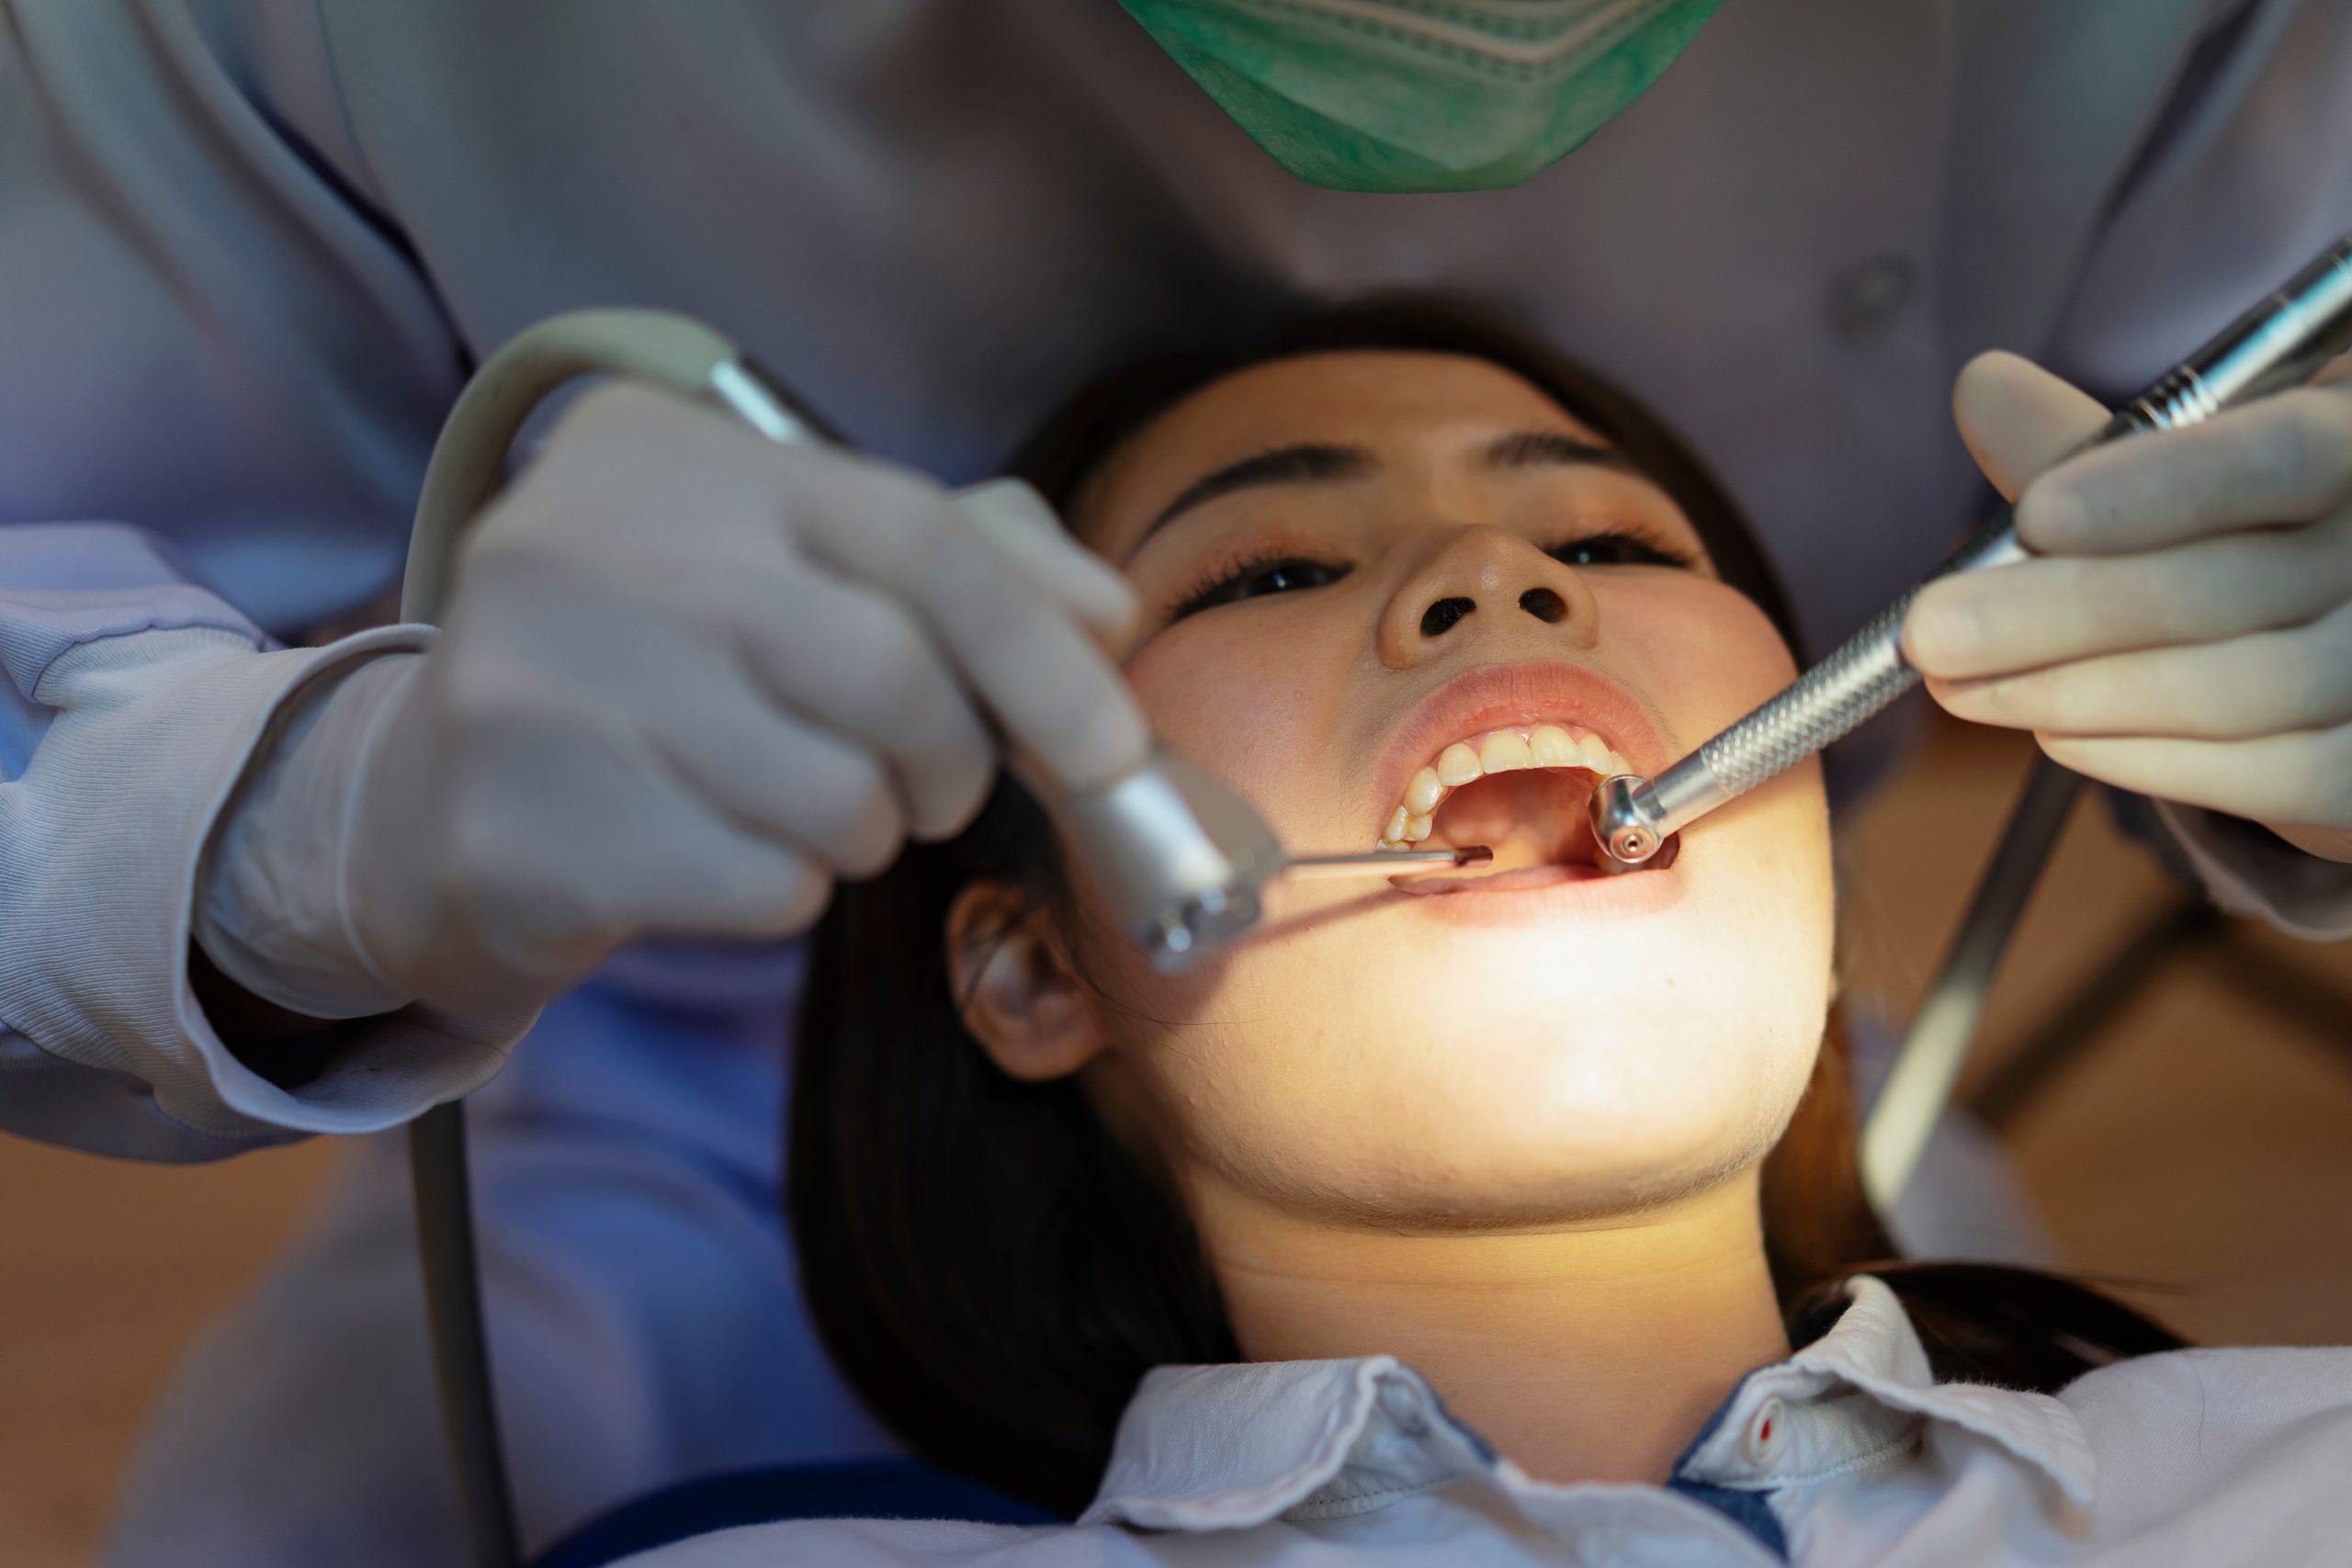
1590 234 2352 866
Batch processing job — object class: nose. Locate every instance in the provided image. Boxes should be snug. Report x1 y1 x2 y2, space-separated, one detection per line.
1375 525 1600 669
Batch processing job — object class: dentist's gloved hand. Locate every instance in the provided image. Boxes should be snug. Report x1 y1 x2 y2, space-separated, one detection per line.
1905 352 2352 863
205 381 1143 1022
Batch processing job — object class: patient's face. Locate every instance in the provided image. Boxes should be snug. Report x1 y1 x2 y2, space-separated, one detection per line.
1060 351 1831 1226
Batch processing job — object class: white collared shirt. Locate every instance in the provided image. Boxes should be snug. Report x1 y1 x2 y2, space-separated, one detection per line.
628 1277 2352 1565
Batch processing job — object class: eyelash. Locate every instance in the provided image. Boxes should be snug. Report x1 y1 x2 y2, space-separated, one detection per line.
1165 529 1699 623
1165 551 1349 621
1547 529 1699 572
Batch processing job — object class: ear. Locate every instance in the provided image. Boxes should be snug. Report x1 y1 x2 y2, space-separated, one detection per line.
946 882 1111 1082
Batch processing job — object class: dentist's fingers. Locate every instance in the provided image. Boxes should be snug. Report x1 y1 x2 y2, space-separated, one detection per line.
407 694 837 1001
733 566 997 840
2034 724 2352 837
1926 600 2352 739
609 796 835 948
788 449 1150 791
641 663 910 878
1951 351 2111 502
1905 513 2352 676
554 739 836 948
330 382 1154 1018
2016 381 2352 555
954 478 1139 637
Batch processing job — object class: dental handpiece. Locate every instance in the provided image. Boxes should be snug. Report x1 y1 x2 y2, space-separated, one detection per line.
405 312 1488 971
1590 233 2352 865
717 360 1497 953
717 336 1491 961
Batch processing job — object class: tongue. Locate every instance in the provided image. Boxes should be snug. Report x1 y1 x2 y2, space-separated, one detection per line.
1426 769 1604 870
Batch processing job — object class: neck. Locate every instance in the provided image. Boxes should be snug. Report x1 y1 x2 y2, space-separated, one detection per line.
1191 1173 1790 1486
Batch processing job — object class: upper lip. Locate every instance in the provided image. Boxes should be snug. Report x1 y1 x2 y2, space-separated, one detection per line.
1371 661 1672 836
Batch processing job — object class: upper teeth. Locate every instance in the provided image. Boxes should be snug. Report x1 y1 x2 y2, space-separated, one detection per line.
1377 724 1635 849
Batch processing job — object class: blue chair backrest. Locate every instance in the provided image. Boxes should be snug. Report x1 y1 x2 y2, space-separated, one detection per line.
530 1458 1065 1567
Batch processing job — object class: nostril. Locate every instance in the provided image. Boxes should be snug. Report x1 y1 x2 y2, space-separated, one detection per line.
1519 587 1566 624
1420 596 1476 637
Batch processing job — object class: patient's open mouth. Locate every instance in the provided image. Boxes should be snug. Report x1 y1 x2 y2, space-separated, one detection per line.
1375 724 1679 890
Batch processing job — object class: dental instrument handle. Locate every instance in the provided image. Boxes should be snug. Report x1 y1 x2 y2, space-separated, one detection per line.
718 353 1274 969
1281 845 1494 880
1592 232 2352 865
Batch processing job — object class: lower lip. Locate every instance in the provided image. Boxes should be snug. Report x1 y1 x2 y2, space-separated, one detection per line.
1380 858 1687 923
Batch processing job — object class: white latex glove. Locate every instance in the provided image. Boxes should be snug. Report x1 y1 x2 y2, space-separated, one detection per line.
206 381 1143 1021
1905 352 2352 864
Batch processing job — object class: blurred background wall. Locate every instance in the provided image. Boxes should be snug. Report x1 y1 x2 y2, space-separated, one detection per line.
4 710 2348 1565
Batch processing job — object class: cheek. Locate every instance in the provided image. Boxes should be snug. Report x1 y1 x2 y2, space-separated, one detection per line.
1067 605 1363 1029
1621 581 1802 738
1123 609 1362 840
1125 615 1317 748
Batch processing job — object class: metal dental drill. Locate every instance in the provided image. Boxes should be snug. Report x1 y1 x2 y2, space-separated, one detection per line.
403 310 1483 976
1590 233 2352 866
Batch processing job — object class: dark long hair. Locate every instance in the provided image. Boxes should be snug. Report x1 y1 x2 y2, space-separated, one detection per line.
788 298 2184 1519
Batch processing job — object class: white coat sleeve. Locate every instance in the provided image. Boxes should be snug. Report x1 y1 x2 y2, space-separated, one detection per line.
2151 803 2352 942
0 524 522 1160
0 4 535 1156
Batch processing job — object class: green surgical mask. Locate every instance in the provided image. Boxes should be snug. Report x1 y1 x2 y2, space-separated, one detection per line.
1117 0 1724 193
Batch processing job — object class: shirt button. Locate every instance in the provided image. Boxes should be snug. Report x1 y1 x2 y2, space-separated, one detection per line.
1742 1396 1789 1469
1831 252 1917 341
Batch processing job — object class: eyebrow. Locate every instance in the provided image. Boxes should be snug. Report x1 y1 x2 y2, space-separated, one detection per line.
1132 427 1640 553
1477 429 1634 474
1141 442 1374 542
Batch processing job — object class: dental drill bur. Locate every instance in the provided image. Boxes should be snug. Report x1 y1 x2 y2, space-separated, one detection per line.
1283 846 1495 878
1590 233 2352 865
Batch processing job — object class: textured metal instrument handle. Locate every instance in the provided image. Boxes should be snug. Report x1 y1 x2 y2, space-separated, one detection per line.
1598 234 2352 862
1701 590 1920 795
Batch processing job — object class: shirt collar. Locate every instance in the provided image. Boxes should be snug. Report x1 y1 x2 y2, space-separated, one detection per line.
1080 1274 2097 1532
1080 1355 1496 1530
1675 1275 2096 1506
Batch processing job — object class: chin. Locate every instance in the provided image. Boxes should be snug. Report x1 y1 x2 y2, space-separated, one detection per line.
1280 1125 1781 1233
1212 1046 1808 1233
1449 1091 1788 1215
1457 1149 1770 1228
1123 894 1832 1229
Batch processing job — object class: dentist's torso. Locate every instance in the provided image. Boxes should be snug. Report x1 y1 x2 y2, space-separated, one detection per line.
7 0 2346 654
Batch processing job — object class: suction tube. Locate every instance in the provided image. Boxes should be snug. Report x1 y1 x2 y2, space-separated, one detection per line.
401 310 821 1568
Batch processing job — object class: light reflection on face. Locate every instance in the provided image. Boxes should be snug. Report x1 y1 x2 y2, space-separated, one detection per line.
1057 351 1833 1227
